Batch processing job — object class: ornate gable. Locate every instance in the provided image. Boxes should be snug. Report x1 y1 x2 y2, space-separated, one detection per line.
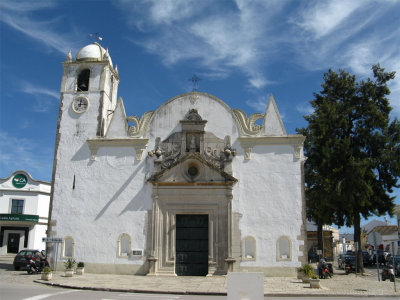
148 109 237 185
147 152 237 185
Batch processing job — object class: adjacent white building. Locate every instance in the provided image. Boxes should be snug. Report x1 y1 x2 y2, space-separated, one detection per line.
48 42 307 276
0 170 50 254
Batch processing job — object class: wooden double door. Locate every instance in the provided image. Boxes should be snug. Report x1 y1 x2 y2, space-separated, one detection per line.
175 214 208 276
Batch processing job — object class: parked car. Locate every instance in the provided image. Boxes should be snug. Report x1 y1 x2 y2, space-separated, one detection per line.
13 249 45 270
362 251 372 266
372 250 386 265
338 254 356 270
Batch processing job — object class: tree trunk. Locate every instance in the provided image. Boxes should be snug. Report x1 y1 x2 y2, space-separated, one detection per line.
354 213 365 273
317 221 323 258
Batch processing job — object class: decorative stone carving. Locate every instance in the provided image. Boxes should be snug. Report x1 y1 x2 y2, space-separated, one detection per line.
149 110 236 174
189 93 199 105
186 108 202 121
127 111 155 138
244 148 252 160
294 144 303 159
232 109 264 136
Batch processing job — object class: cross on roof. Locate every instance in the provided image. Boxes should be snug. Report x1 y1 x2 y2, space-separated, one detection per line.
189 74 201 92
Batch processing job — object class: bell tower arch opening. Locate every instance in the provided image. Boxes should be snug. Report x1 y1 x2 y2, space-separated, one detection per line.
77 69 90 92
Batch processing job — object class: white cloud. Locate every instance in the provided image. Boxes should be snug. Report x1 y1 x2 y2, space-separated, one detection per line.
20 81 59 100
0 0 80 55
295 0 363 39
148 0 201 25
118 0 400 117
296 102 314 115
18 80 59 113
246 97 268 112
118 0 282 90
0 131 52 179
0 0 56 12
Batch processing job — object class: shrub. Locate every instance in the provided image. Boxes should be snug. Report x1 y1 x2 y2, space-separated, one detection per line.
77 262 84 268
299 263 314 277
43 266 52 274
64 258 76 270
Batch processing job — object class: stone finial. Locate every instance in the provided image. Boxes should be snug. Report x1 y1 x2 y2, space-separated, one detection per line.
65 49 72 62
115 64 119 75
185 109 202 121
103 48 110 61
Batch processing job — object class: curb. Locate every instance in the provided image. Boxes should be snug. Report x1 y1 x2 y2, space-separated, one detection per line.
34 280 399 297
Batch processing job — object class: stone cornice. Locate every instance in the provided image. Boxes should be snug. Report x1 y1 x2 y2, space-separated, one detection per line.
0 189 51 196
237 135 305 160
87 138 149 161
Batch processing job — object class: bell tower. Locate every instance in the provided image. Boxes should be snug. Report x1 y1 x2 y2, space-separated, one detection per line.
60 42 119 138
47 43 120 260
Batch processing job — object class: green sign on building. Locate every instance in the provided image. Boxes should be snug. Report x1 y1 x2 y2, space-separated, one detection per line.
0 214 39 222
12 174 28 188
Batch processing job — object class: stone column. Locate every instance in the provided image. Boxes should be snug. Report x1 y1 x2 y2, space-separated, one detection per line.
147 191 159 275
225 186 236 272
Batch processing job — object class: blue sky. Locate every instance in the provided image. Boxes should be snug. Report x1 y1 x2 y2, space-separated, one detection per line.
1 0 399 231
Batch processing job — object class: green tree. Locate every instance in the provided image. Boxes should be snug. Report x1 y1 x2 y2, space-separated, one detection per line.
298 65 400 272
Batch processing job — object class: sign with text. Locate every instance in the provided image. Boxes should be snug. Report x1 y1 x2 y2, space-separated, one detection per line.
132 250 143 256
12 174 28 188
42 237 63 243
0 214 38 222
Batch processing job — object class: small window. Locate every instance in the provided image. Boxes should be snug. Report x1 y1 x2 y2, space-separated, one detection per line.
11 200 24 214
117 233 131 258
62 236 74 258
277 236 292 261
77 69 90 92
242 236 256 261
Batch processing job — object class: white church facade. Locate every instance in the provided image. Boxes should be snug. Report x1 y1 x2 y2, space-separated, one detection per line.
48 42 307 276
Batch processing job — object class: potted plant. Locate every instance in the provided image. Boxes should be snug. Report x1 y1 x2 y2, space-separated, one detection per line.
41 266 52 281
64 258 76 277
296 267 304 279
309 274 320 288
76 261 84 275
300 263 314 283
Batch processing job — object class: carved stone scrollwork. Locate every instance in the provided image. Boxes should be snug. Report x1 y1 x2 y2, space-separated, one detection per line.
127 111 154 138
136 149 146 161
189 93 199 105
232 109 264 136
293 144 303 159
244 148 252 160
88 143 99 161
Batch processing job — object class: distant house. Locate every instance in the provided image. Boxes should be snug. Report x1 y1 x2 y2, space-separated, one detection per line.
0 171 50 254
338 233 354 254
395 205 400 255
306 221 339 261
370 225 398 254
362 219 387 235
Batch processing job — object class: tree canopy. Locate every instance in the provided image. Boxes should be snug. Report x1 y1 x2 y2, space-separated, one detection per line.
298 65 400 269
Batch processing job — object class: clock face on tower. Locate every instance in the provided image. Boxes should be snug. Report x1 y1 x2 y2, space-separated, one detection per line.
72 96 89 113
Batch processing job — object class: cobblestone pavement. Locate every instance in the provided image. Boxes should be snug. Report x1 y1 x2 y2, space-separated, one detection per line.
1 255 399 297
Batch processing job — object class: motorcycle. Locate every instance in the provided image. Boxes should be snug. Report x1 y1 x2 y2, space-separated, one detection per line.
319 262 333 279
345 261 356 274
26 255 49 274
381 265 395 282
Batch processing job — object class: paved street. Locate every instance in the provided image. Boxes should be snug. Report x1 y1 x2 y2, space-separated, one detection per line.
1 254 399 298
